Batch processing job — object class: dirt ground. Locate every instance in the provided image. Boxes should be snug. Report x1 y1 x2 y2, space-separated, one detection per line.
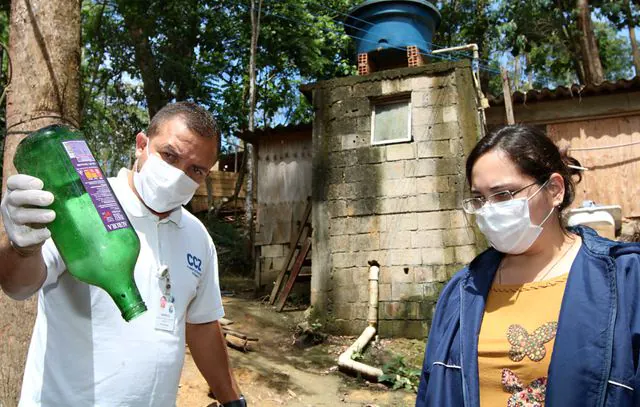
176 295 422 407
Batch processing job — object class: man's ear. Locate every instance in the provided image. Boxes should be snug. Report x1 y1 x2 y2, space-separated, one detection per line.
547 172 566 207
135 132 148 159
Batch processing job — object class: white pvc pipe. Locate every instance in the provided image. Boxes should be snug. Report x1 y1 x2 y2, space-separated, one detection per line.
338 262 383 380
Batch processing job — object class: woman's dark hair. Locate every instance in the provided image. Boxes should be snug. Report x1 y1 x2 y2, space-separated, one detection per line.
465 125 582 212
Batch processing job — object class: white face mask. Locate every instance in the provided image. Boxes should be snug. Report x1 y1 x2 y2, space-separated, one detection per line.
475 181 554 254
133 143 199 213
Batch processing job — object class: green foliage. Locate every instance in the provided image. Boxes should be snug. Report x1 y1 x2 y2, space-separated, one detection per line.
350 350 364 361
199 214 252 275
379 356 422 393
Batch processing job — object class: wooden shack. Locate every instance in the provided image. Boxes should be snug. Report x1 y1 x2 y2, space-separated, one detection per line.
486 77 640 219
236 124 313 289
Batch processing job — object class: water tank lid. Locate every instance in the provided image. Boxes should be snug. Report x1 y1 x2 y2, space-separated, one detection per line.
347 0 442 26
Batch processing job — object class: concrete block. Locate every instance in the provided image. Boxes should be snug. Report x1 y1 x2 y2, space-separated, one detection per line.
329 97 371 119
379 178 417 197
416 175 451 194
327 167 345 184
356 147 385 164
376 161 405 180
328 200 349 218
419 300 438 321
333 303 352 320
346 198 377 216
341 133 369 150
424 282 445 299
417 141 451 158
392 320 430 339
351 233 380 251
379 213 419 231
380 266 414 284
421 247 455 265
450 138 463 156
331 267 354 287
388 248 422 266
333 252 356 269
329 217 348 236
352 81 382 98
362 250 388 267
376 196 418 214
356 116 373 135
381 78 412 94
379 231 413 250
417 211 450 230
413 121 461 141
407 302 422 319
443 228 476 246
329 85 352 102
442 105 458 123
411 88 459 108
416 192 457 210
327 117 358 136
414 266 437 283
391 283 424 301
347 215 381 234
261 244 284 258
450 210 471 228
380 301 409 320
329 235 350 253
455 245 477 264
379 283 392 301
409 75 454 91
405 158 458 177
411 230 445 248
333 285 358 304
386 143 416 161
344 165 377 183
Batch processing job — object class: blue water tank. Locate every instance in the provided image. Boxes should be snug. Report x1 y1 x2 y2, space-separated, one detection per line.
345 0 441 55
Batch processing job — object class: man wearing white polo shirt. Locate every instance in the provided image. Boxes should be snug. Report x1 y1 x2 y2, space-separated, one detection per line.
0 102 246 406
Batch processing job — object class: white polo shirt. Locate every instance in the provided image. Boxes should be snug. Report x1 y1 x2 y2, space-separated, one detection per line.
19 168 224 407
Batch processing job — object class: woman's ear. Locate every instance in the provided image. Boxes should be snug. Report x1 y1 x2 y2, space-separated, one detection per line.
547 173 565 207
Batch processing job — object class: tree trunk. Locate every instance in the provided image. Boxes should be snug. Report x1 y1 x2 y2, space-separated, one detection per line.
245 0 261 242
626 0 640 76
116 1 166 118
2 0 81 404
576 0 604 84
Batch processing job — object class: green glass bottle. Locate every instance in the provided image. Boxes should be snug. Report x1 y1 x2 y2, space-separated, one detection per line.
14 125 147 321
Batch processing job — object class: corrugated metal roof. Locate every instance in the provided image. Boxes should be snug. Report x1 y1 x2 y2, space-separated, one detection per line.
235 123 312 143
489 76 640 106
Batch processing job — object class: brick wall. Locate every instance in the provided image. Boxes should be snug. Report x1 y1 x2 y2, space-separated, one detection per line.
309 61 483 338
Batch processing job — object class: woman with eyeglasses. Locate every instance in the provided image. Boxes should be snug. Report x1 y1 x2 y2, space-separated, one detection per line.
416 125 640 407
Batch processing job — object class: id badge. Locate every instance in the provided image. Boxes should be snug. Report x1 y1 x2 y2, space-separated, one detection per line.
155 295 176 332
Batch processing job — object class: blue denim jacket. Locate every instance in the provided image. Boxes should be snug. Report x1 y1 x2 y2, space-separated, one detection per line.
416 226 640 406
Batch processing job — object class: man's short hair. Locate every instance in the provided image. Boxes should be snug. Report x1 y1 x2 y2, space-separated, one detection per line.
147 102 219 139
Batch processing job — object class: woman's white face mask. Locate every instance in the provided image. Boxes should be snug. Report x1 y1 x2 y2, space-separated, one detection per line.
474 180 555 254
133 143 199 213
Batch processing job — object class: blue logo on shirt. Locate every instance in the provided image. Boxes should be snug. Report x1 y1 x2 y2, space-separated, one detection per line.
187 253 202 277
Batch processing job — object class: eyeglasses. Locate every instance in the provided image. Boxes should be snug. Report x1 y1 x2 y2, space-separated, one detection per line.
462 182 539 214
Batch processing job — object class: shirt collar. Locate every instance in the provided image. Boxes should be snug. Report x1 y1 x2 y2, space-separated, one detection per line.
115 168 185 228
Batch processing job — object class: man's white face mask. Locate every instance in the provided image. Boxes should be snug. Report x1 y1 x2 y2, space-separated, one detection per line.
133 142 199 213
474 180 555 255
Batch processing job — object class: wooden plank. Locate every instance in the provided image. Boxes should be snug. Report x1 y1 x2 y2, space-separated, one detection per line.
268 198 312 304
547 115 640 218
275 237 312 312
501 68 515 125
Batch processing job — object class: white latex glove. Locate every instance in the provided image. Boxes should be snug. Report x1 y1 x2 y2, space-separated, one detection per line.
1 174 56 254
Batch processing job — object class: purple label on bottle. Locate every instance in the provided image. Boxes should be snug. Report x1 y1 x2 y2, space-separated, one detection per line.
62 140 131 232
